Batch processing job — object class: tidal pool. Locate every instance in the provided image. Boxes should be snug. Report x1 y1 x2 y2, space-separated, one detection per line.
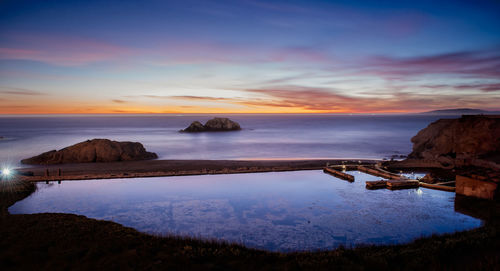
9 170 481 251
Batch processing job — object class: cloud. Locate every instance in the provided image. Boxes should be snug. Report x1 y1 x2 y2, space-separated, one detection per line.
238 85 500 112
127 83 500 113
453 83 500 92
112 99 128 103
0 33 132 66
239 86 364 112
0 87 46 96
169 96 237 101
360 47 500 79
421 83 500 92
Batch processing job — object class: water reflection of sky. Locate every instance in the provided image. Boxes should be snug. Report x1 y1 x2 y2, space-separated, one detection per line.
10 170 481 252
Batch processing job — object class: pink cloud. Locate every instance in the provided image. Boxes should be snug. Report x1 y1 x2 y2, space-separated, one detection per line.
0 33 133 65
360 48 500 79
238 85 500 112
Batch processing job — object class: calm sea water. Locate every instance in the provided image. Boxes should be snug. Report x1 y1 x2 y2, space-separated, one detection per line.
0 114 452 167
9 170 481 252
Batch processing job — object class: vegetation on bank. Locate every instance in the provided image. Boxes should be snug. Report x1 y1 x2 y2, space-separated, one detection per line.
0 181 499 270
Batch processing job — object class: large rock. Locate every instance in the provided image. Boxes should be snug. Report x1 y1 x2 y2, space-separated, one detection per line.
183 121 205 132
408 115 500 167
21 139 158 165
181 118 241 132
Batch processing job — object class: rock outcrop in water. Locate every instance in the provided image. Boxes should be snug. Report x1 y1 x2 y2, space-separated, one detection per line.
181 118 241 132
407 115 500 168
21 139 158 165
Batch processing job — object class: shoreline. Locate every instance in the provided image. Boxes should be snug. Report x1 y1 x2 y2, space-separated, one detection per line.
17 158 379 182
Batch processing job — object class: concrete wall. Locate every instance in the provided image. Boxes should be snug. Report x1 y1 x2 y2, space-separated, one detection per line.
456 175 498 200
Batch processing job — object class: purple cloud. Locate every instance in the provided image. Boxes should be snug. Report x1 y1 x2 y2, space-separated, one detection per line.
359 48 500 79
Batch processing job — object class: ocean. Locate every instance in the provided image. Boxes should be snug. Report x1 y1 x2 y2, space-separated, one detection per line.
0 114 453 167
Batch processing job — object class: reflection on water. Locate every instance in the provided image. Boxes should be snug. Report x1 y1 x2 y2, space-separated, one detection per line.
10 170 481 251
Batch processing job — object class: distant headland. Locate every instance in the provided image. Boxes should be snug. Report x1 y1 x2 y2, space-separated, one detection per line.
419 108 500 115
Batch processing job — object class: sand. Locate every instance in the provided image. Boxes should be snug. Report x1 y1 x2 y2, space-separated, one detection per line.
17 159 379 182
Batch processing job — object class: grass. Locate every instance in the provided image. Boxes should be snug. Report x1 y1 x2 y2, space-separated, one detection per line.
0 181 499 270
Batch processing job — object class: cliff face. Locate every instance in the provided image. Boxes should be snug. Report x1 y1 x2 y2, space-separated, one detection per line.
181 118 241 132
408 115 500 167
21 139 158 165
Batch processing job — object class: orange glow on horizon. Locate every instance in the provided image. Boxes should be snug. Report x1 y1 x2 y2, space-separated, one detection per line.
0 104 415 115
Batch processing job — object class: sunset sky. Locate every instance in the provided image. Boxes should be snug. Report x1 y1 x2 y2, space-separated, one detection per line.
1 0 499 114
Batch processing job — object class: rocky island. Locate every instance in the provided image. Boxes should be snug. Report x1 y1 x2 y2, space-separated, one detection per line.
181 117 241 132
21 139 158 165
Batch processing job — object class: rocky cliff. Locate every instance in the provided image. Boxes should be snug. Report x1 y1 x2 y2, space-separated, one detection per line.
408 115 500 167
181 118 241 132
21 139 158 165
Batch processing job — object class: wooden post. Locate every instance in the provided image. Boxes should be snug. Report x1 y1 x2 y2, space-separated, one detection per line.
45 169 49 177
58 168 61 176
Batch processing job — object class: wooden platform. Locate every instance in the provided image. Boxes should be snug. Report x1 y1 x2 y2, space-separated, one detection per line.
365 180 387 189
419 182 455 192
357 165 400 179
386 179 420 190
366 179 420 190
323 167 355 182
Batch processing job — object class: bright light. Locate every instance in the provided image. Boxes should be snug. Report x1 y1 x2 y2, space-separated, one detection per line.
1 168 11 176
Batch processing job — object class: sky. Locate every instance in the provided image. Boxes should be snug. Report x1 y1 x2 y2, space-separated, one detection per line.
0 0 499 114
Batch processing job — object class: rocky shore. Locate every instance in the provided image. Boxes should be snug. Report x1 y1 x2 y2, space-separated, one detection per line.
407 115 500 168
386 115 500 200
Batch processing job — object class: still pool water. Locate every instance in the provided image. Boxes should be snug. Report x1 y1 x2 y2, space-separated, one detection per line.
9 170 481 251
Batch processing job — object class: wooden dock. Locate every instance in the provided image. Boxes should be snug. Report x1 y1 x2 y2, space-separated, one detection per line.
358 165 400 179
359 164 456 192
365 180 387 189
323 167 355 182
419 182 455 192
365 179 419 190
386 179 420 190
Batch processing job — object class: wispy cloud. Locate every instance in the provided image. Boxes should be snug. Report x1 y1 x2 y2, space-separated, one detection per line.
453 83 500 92
0 87 46 96
236 84 500 112
239 86 363 112
169 95 238 101
0 33 132 66
359 47 500 79
421 83 500 92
